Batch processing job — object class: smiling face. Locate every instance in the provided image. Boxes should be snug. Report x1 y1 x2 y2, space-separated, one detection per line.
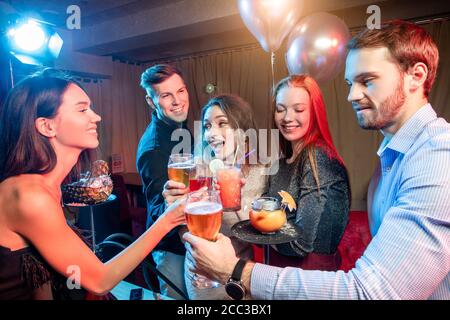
274 86 311 144
345 47 407 132
147 73 189 123
202 105 236 161
49 83 101 150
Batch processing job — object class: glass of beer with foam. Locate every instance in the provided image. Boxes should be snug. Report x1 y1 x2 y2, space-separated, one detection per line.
168 153 194 188
185 189 223 288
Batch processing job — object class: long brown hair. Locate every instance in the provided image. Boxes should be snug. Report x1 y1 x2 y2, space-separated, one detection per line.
0 68 95 183
273 74 346 189
200 94 260 169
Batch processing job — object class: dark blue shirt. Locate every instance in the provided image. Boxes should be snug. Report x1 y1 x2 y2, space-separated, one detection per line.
136 111 193 255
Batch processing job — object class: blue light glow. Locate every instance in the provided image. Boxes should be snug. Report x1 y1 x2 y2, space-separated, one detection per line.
12 21 47 52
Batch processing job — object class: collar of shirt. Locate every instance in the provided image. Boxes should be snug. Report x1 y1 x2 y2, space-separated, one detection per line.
377 103 435 157
152 110 186 131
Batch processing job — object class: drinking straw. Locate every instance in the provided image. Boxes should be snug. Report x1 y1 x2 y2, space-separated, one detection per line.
232 145 239 167
238 148 256 164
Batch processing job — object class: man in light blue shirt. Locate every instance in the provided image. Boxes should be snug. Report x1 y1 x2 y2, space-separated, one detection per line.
183 20 450 299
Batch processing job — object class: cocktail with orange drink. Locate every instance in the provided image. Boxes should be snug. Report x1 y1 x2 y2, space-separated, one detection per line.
249 191 297 234
216 165 242 211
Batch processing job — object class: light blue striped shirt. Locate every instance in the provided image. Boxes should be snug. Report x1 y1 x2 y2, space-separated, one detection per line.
251 104 450 299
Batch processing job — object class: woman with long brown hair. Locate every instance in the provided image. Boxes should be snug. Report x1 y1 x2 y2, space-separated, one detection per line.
0 69 186 300
198 94 267 241
163 94 267 299
263 74 350 271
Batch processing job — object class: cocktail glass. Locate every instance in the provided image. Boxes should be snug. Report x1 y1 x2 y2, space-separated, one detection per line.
189 161 213 192
216 165 242 211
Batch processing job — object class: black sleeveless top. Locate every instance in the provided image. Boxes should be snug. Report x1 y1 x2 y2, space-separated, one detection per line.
0 225 91 300
0 245 54 300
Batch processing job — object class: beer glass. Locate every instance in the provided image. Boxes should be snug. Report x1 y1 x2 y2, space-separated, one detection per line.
216 165 242 211
185 190 222 288
168 153 194 188
189 161 213 192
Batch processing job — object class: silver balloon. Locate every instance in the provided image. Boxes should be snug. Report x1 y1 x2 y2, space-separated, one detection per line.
286 12 351 84
237 0 303 53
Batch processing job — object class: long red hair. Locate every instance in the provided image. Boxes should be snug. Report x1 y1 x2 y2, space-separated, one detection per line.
273 74 344 165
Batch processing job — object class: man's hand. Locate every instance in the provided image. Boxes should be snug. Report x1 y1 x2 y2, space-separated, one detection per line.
162 180 189 206
178 225 189 244
183 232 239 284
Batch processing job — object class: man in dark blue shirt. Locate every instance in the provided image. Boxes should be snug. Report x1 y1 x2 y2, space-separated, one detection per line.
137 64 193 299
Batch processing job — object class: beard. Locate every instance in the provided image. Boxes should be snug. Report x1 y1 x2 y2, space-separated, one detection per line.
355 76 406 130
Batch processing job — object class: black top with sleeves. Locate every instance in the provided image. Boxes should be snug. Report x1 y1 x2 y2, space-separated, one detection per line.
263 146 350 257
136 111 193 255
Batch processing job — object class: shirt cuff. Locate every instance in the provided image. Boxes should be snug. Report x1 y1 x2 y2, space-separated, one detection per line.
250 263 283 300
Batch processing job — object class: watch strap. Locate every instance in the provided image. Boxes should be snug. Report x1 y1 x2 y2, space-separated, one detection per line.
230 259 247 281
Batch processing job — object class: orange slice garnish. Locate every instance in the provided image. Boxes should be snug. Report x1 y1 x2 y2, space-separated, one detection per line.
278 190 297 211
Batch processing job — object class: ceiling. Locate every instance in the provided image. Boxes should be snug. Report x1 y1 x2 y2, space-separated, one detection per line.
4 0 450 63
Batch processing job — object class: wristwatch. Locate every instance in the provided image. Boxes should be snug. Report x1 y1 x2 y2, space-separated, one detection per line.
225 259 247 300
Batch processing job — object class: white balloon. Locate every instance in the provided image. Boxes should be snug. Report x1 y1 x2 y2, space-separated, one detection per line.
237 0 304 53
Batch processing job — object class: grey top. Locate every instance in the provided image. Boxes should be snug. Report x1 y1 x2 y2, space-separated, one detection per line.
263 146 350 257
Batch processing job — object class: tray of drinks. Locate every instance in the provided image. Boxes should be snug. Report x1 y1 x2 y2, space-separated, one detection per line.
230 219 303 245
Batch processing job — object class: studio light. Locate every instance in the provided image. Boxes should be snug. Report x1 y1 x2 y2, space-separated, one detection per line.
5 18 63 65
8 20 46 52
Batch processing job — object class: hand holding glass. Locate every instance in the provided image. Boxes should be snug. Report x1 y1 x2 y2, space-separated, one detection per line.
185 190 222 288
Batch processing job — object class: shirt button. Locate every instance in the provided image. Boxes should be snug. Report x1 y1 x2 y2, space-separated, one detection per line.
385 167 391 173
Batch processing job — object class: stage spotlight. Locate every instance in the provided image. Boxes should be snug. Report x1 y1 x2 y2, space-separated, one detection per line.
48 33 64 58
5 18 63 65
8 20 46 52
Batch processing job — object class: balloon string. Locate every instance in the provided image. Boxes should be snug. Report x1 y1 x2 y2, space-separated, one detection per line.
271 51 275 93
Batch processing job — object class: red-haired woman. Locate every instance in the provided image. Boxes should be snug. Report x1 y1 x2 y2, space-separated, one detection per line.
263 74 351 271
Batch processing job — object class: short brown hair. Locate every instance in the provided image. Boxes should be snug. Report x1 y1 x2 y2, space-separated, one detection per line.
140 64 184 95
347 20 439 97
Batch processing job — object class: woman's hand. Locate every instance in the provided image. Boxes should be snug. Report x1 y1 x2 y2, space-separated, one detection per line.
163 180 189 206
161 196 187 229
